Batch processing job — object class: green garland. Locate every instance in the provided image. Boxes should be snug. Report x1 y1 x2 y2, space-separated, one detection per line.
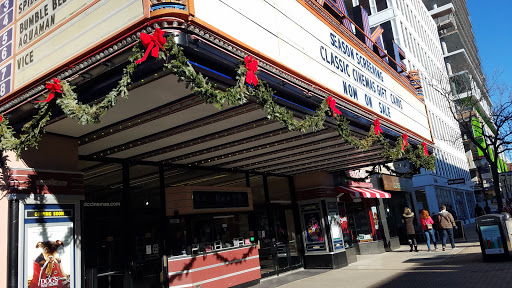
0 30 435 173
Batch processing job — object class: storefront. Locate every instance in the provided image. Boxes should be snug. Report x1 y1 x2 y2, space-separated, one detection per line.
0 1 435 288
79 164 303 287
380 174 415 246
336 170 391 255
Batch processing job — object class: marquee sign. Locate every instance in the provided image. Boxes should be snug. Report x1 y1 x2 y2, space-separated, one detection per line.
193 0 431 141
0 0 147 100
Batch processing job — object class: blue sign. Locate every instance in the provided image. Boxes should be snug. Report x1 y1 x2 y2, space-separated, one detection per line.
0 0 13 32
0 61 12 97
0 26 13 62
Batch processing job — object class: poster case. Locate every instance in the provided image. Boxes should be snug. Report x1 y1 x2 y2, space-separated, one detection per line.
327 202 345 252
18 197 81 288
300 202 328 254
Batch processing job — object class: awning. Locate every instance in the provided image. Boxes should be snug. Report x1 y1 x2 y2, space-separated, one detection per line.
336 186 391 199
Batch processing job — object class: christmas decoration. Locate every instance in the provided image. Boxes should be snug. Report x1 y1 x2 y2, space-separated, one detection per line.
244 55 258 86
135 28 166 64
374 118 383 136
422 142 429 156
326 96 341 117
35 78 62 103
0 29 436 174
402 133 408 150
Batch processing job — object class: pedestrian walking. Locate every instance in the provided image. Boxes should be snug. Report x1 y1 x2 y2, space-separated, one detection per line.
475 204 485 217
437 205 456 251
420 210 437 252
484 203 491 214
502 199 512 215
431 211 440 241
402 207 418 252
447 205 458 220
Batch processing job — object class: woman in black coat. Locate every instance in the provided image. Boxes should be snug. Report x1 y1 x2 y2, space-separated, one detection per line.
402 207 418 252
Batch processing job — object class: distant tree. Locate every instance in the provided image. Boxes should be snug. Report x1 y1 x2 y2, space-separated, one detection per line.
425 69 512 211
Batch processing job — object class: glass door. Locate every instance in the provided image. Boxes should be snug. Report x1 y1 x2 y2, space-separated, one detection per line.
273 206 302 272
251 207 275 275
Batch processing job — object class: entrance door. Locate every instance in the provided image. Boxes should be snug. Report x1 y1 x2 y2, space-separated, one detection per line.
252 205 302 277
274 207 301 271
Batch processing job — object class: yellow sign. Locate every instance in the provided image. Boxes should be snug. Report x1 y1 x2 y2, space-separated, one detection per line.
26 209 72 218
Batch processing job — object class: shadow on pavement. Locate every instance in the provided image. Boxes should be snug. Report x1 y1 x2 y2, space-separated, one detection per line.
254 269 331 288
370 245 512 288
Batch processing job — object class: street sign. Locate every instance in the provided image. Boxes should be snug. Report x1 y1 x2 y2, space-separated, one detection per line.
448 178 465 185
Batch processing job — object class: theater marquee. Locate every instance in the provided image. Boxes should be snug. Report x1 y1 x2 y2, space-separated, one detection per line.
193 0 431 141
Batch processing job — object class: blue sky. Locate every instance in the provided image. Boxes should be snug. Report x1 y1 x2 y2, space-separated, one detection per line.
467 1 512 95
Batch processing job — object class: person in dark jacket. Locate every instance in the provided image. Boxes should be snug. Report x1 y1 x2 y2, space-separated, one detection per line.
447 205 457 220
484 204 491 214
475 204 485 217
402 207 418 252
437 205 456 251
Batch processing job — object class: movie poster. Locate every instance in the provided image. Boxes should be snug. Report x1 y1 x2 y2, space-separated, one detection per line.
23 205 75 288
327 202 344 251
304 211 324 244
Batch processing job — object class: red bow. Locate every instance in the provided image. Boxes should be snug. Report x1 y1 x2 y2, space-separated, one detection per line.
244 55 258 86
402 133 408 150
374 118 383 136
326 96 342 117
135 28 166 64
0 115 2 122
36 78 62 103
422 142 429 156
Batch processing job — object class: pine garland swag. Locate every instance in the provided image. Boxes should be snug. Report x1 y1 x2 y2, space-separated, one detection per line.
0 30 435 172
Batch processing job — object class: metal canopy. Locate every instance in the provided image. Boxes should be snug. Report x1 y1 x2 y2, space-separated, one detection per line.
43 70 388 177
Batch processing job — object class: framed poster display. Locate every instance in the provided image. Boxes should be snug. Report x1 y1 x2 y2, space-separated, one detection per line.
300 202 327 253
21 203 78 288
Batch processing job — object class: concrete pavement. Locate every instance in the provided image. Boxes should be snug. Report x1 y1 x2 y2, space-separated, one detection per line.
255 224 512 288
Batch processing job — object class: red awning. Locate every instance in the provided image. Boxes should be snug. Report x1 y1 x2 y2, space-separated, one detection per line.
336 186 391 199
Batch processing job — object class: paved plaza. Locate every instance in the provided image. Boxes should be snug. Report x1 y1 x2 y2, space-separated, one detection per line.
256 224 512 288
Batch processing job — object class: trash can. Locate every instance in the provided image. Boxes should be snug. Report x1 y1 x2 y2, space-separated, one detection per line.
475 213 512 261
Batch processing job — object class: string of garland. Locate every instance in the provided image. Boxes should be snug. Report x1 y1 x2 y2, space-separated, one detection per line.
0 29 435 172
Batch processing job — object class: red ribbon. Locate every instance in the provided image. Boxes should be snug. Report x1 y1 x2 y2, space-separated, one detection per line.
402 133 408 150
374 118 383 136
244 55 259 86
422 142 429 156
0 115 2 122
36 78 62 103
326 96 341 117
135 28 166 64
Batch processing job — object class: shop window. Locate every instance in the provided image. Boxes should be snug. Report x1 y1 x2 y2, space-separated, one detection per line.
436 188 454 211
414 190 429 215
338 198 382 246
454 190 468 221
466 192 476 218
189 214 250 249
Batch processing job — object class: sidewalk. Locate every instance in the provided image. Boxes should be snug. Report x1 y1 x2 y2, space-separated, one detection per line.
256 224 512 288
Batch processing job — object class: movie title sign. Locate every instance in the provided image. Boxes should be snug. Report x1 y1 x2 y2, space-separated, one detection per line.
13 0 145 91
193 0 432 141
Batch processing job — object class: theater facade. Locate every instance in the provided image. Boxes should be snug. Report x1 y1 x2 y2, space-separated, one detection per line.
0 1 434 287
